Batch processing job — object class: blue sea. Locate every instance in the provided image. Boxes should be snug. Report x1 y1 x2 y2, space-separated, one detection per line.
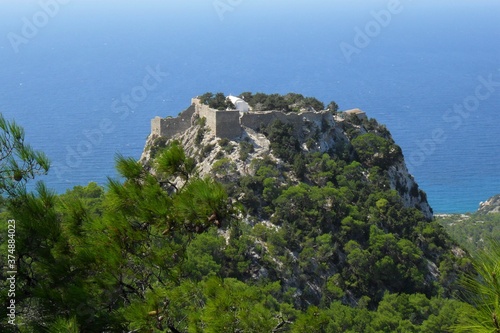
0 0 499 213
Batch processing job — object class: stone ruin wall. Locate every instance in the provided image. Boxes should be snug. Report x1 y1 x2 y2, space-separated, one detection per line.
240 110 333 137
196 103 242 139
197 103 217 135
214 110 242 138
151 104 196 137
152 99 335 140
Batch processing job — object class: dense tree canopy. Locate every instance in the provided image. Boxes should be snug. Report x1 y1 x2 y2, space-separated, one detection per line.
0 137 232 331
0 114 490 332
439 212 500 253
198 92 235 110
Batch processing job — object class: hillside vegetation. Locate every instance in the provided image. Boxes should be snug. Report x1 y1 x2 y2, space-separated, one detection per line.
438 201 500 254
0 96 484 332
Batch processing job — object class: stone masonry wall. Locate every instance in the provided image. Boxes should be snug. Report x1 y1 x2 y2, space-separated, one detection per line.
240 111 333 137
152 99 334 140
215 110 241 138
197 104 217 134
151 117 165 136
151 104 196 137
197 104 241 139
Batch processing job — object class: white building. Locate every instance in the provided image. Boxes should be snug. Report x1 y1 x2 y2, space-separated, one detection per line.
227 95 250 113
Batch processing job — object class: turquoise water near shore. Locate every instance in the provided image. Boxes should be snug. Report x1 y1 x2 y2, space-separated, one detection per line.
0 1 499 213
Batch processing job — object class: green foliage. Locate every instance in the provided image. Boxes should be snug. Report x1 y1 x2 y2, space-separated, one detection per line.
0 114 474 332
142 277 290 332
199 277 282 332
0 114 50 196
303 96 325 111
293 294 466 333
241 92 286 111
200 143 215 158
195 116 206 127
219 117 464 310
327 100 340 113
211 157 236 176
239 91 326 112
199 92 234 110
149 136 168 159
235 157 281 216
173 177 229 232
46 317 80 333
263 120 300 163
352 133 402 169
155 140 196 182
453 241 500 333
58 182 105 216
0 140 233 332
218 137 234 154
345 226 427 296
438 212 500 253
195 127 205 145
239 140 254 161
293 153 307 179
182 229 225 280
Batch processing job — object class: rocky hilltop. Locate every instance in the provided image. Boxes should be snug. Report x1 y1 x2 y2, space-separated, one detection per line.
478 194 500 214
142 96 433 220
140 93 465 308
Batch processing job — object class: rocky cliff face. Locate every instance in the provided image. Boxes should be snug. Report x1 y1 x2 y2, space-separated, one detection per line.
478 194 500 214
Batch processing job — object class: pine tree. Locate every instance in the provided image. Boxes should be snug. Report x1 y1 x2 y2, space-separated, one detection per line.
0 114 49 196
454 241 500 333
1 123 232 331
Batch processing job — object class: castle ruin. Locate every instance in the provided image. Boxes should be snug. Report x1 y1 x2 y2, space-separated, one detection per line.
151 97 366 140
